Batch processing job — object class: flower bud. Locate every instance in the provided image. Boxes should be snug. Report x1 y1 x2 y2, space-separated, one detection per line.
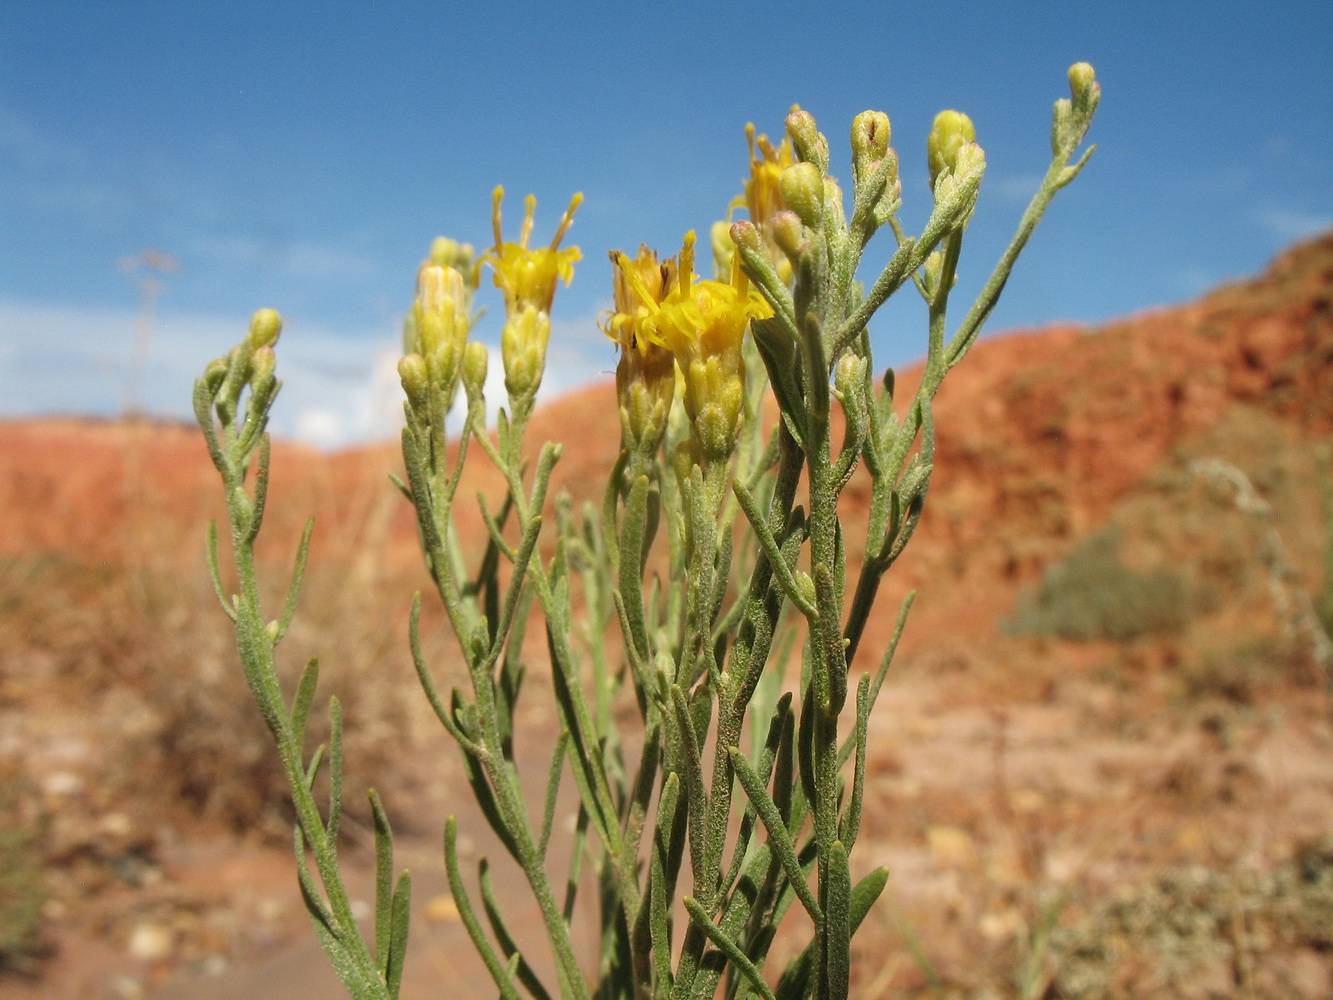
203 357 228 392
616 339 675 456
850 110 890 183
398 353 429 411
785 106 821 165
251 345 276 381
834 351 866 399
429 236 475 273
710 219 735 282
927 110 976 189
247 308 282 350
771 211 808 260
501 305 550 402
780 162 824 228
1068 62 1096 110
462 340 488 403
729 218 764 256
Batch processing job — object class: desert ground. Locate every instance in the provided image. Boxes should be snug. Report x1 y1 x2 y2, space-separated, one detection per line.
1 234 1331 998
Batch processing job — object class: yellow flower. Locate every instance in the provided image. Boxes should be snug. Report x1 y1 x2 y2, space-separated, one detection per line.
482 186 582 404
483 186 582 314
607 232 771 463
601 245 678 454
742 124 795 286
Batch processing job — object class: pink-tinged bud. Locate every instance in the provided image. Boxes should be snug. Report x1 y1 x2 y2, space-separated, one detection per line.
247 308 282 350
729 219 764 255
780 162 824 227
785 106 822 165
251 345 276 380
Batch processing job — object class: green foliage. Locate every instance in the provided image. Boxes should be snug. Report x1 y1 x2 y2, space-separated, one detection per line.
1009 527 1209 642
1317 446 1333 638
1047 841 1333 1000
195 65 1099 1000
0 775 45 973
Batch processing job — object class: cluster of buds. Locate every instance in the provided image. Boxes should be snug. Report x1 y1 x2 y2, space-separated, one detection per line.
199 307 284 448
398 257 474 423
926 109 985 228
483 187 582 414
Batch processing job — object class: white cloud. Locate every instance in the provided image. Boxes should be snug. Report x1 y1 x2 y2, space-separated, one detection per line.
988 171 1047 205
184 233 382 284
1252 207 1333 243
0 299 608 450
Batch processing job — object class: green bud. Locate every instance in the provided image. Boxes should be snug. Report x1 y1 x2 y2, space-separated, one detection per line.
251 345 276 382
785 106 821 165
398 353 429 411
1068 62 1097 109
501 305 549 403
203 357 228 393
247 308 282 350
794 570 816 609
927 110 976 189
429 237 477 283
850 110 890 183
462 340 488 403
771 210 808 260
833 352 866 400
729 218 764 255
780 162 824 227
822 176 845 228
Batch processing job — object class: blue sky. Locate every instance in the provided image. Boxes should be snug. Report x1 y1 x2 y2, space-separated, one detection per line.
2 1 1330 446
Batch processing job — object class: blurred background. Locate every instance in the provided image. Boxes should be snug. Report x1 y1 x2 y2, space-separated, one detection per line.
2 1 1330 445
2 3 1332 999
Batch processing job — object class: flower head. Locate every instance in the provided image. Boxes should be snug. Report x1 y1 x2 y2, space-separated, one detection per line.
484 187 582 314
601 245 678 455
606 232 770 463
742 125 795 286
482 186 582 407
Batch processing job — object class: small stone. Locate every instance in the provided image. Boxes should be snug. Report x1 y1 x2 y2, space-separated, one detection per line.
425 894 460 923
108 975 145 999
926 825 975 867
127 922 173 962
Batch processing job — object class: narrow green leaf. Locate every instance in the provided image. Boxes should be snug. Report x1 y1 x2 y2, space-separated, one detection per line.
443 818 523 1000
682 896 777 1000
733 479 817 619
728 748 821 923
327 696 343 843
407 593 483 757
385 870 411 998
290 657 319 742
825 841 851 1000
838 674 871 849
671 686 709 885
274 517 315 644
479 858 555 1000
370 789 394 977
242 435 271 545
205 521 237 621
539 731 569 860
